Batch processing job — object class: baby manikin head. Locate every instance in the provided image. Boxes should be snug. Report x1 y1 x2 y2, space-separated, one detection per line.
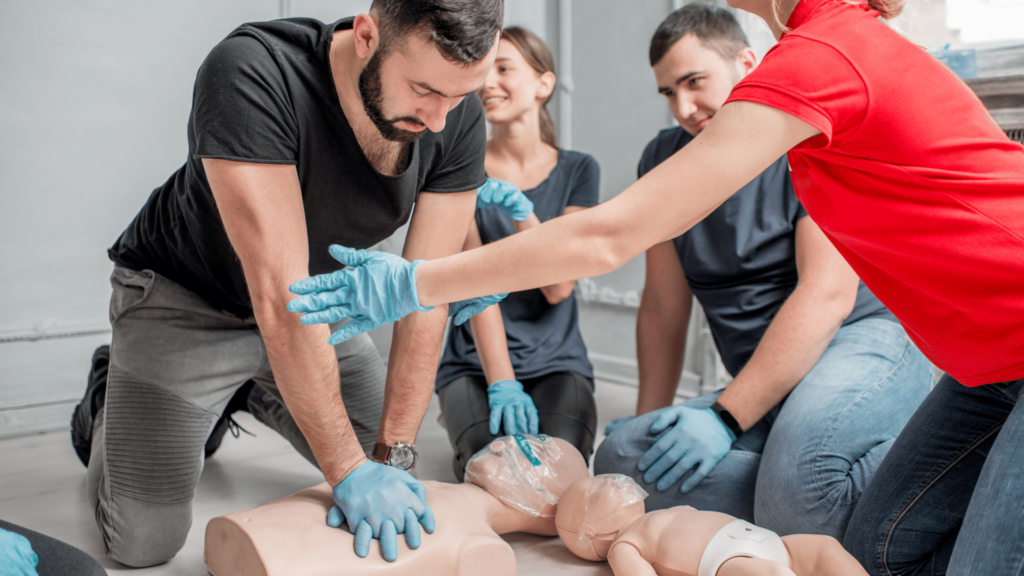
554 475 648 561
464 435 589 517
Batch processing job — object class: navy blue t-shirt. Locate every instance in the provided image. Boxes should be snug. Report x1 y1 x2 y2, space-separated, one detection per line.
640 126 895 377
436 150 600 389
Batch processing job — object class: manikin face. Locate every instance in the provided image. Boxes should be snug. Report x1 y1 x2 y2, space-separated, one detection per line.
360 29 497 142
477 39 554 125
652 34 756 136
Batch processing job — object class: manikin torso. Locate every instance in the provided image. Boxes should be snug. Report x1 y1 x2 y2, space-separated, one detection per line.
204 436 588 576
610 507 736 576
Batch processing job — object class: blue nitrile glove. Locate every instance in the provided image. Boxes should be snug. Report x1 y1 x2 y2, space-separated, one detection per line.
477 178 534 222
487 379 539 436
448 292 508 326
327 461 436 562
0 527 39 576
288 246 434 344
637 406 736 493
604 415 634 436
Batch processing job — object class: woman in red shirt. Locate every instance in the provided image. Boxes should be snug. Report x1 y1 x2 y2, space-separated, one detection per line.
289 0 1024 572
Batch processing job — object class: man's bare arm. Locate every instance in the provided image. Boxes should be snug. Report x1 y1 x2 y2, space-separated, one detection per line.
415 102 820 306
376 189 477 446
714 216 860 430
636 240 694 415
203 158 364 485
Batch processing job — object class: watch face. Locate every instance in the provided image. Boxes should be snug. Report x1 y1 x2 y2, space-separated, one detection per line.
389 444 417 470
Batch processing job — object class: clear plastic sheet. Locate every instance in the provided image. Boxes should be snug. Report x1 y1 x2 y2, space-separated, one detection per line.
573 474 648 551
464 434 572 517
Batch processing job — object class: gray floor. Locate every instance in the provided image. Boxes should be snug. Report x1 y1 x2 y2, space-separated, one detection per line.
0 380 640 576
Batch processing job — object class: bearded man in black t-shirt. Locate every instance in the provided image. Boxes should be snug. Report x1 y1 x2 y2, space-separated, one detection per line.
70 0 503 567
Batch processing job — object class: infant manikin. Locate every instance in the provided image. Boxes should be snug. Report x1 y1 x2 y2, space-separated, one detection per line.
555 475 869 576
204 435 588 576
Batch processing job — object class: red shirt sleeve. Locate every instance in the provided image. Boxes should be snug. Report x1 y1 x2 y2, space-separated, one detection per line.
726 35 868 148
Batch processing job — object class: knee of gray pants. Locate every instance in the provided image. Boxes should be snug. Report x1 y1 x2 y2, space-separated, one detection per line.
99 497 193 568
86 371 217 567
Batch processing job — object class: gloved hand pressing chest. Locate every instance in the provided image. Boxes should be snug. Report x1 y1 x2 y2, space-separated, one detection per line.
327 461 435 562
487 379 540 436
476 178 534 222
637 405 736 493
0 527 39 576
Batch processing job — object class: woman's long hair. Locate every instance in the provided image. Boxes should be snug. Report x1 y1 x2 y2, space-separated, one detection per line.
500 26 559 149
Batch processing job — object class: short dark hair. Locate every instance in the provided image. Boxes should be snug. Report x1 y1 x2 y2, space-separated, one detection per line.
371 0 504 65
649 3 749 67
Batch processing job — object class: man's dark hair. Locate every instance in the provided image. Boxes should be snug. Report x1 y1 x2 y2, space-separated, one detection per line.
371 0 504 65
649 3 750 66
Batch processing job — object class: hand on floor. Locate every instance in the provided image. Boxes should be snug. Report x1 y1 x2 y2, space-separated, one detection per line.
487 379 540 436
328 461 436 562
637 406 736 493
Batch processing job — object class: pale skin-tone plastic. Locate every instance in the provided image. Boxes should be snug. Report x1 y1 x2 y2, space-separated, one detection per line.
554 477 868 576
204 437 589 576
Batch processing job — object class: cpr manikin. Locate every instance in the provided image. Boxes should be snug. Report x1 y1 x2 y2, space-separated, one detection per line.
204 435 588 576
555 475 869 576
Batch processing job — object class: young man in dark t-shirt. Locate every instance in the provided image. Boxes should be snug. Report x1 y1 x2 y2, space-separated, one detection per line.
594 5 932 541
70 0 504 567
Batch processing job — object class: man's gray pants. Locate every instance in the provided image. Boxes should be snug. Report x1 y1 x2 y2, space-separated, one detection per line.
86 266 386 567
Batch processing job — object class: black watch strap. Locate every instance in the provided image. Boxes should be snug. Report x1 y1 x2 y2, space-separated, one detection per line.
710 401 744 438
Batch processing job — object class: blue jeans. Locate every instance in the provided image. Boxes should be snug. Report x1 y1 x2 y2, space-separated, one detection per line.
844 375 1024 575
594 318 931 540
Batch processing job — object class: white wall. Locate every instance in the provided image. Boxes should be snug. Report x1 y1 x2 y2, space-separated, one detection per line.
0 0 370 437
0 0 768 437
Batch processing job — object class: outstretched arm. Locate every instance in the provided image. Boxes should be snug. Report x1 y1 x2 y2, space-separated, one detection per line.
510 206 590 305
415 102 818 306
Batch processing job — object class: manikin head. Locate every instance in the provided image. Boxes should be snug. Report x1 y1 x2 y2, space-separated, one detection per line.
479 27 559 147
649 4 756 137
464 435 589 518
554 475 648 562
352 0 503 142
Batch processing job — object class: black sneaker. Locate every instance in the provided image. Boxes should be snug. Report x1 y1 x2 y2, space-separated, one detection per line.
205 381 256 459
71 345 110 467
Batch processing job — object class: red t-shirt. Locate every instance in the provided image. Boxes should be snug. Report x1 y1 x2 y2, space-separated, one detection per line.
726 0 1024 386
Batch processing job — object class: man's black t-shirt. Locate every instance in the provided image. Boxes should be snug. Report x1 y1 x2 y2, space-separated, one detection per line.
639 126 895 376
109 17 488 318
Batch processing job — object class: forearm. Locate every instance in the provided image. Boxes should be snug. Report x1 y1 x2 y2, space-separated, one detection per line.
378 306 450 445
636 304 689 415
258 308 365 485
415 102 816 307
511 212 576 304
468 305 516 384
715 286 848 430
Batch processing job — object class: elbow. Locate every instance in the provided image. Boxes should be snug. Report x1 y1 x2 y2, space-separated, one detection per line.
542 283 575 305
812 282 859 328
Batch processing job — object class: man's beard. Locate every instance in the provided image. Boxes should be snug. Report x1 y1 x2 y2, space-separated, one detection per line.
359 50 426 143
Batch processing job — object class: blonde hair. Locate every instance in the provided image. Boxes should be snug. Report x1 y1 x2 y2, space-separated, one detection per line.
770 0 906 34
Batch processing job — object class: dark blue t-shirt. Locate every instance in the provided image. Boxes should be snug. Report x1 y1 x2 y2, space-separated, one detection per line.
639 126 895 377
436 150 600 389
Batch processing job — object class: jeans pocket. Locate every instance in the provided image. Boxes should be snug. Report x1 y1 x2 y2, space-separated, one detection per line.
109 267 157 325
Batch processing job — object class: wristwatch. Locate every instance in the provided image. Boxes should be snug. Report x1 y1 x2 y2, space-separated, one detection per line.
710 401 744 439
372 441 418 471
